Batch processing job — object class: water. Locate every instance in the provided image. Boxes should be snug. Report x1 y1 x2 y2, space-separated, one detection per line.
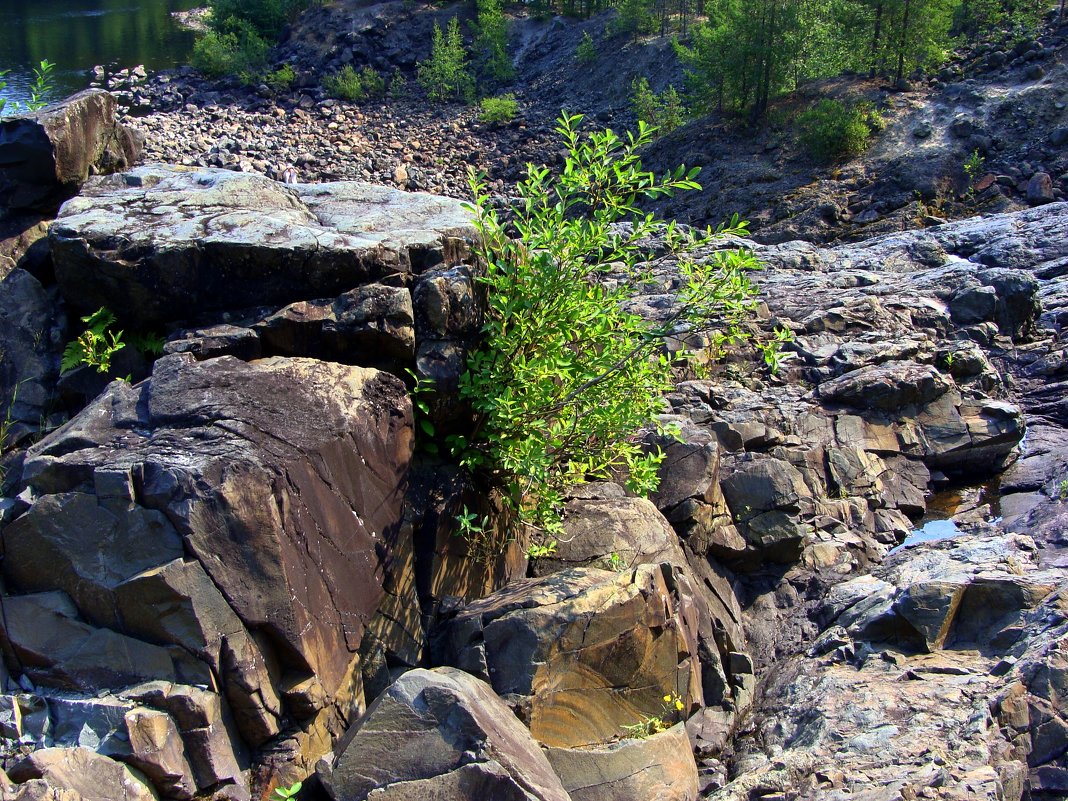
0 0 201 110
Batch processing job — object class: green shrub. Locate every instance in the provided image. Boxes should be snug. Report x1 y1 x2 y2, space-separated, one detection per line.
192 18 270 79
795 99 871 163
264 63 296 92
575 31 597 64
388 69 408 98
479 93 518 123
630 77 686 135
455 114 762 535
323 65 385 101
418 18 473 103
208 0 305 38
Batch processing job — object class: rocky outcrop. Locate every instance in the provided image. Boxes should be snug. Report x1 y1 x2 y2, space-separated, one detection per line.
435 564 724 749
1 353 414 796
49 166 477 327
0 90 143 217
319 667 571 801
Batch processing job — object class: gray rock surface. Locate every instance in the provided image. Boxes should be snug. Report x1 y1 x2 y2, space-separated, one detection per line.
50 166 477 327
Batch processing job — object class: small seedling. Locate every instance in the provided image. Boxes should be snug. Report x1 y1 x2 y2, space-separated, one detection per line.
606 552 626 572
963 149 985 193
271 782 302 801
1058 478 1068 501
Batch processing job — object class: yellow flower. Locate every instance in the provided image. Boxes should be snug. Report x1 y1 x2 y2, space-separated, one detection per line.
663 695 672 703
675 699 684 711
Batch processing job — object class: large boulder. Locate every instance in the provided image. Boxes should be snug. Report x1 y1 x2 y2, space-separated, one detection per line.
319 667 571 801
50 166 477 327
1 353 414 788
434 565 705 749
0 90 143 215
7 747 158 801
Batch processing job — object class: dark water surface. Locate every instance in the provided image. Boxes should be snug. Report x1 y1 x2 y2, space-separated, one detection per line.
0 0 200 109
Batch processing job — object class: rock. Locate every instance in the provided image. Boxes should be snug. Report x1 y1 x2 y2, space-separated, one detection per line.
818 361 950 411
544 723 698 801
7 747 159 801
0 269 66 448
254 282 416 368
5 353 412 773
434 565 705 749
0 90 143 214
1026 173 1055 206
319 667 571 801
530 489 686 575
50 166 477 327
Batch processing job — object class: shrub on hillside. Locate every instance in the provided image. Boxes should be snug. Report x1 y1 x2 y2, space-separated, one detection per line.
796 99 872 163
631 77 687 135
264 63 296 92
323 65 385 101
418 18 473 103
208 0 306 38
479 93 518 123
575 31 598 64
192 18 270 79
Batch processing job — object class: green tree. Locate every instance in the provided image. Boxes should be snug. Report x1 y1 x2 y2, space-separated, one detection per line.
471 0 515 87
418 18 474 102
455 114 762 535
614 0 657 39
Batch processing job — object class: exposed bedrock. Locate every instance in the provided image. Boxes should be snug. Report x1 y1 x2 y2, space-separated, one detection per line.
49 165 477 329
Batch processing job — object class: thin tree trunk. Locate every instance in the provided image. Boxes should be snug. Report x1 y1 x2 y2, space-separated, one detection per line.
895 0 912 86
869 0 883 76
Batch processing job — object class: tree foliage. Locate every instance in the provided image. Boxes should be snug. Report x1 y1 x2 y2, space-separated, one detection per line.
472 0 515 87
456 114 763 534
418 18 474 102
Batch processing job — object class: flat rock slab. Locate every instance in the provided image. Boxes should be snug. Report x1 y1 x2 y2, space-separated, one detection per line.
50 165 477 327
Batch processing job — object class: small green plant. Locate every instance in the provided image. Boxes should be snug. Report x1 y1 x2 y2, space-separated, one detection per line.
630 77 686 136
605 552 626 572
406 369 439 453
1058 478 1068 501
25 60 56 111
525 539 558 559
270 781 302 801
323 65 385 101
264 63 296 92
963 149 986 192
454 504 506 562
622 693 686 739
418 18 473 103
575 31 597 64
388 69 407 99
755 326 795 374
479 93 518 124
796 99 872 163
454 113 762 536
0 60 56 116
62 307 127 375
